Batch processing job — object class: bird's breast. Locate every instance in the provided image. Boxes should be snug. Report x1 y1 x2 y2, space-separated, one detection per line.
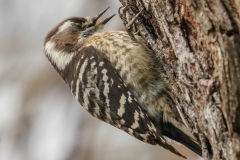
84 31 164 104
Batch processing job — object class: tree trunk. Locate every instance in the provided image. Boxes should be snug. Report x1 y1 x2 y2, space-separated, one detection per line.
118 0 240 159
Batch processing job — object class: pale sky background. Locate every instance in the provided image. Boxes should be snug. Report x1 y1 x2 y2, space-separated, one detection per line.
0 0 202 160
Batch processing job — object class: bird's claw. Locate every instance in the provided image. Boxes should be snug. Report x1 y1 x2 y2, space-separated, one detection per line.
118 5 144 41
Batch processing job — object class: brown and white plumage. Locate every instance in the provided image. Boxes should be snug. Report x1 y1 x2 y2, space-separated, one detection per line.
44 7 201 158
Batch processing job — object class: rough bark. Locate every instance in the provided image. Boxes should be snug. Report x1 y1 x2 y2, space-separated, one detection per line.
119 0 240 159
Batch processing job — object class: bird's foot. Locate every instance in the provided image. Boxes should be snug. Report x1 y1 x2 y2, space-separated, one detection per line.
118 5 144 41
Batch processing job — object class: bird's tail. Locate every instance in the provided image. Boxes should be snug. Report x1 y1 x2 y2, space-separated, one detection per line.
162 122 202 157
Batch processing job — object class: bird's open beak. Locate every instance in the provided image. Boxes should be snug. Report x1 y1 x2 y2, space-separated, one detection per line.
92 7 116 27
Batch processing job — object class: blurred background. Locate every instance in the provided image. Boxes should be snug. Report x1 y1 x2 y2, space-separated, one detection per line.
0 0 202 159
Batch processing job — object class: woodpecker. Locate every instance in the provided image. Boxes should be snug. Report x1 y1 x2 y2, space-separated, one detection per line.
44 7 201 158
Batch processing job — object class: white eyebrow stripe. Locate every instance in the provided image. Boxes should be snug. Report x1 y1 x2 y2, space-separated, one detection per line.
58 21 72 33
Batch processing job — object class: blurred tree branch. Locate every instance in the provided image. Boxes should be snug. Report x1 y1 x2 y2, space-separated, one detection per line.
119 0 240 159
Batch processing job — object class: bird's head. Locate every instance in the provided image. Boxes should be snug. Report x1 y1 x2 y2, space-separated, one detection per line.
44 7 115 70
45 7 115 44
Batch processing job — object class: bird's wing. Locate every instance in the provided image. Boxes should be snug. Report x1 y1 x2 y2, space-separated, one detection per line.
67 46 185 158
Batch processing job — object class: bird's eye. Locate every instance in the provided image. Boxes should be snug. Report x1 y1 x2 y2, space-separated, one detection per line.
82 32 88 37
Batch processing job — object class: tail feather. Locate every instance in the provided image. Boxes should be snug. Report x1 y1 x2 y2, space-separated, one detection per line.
162 122 202 157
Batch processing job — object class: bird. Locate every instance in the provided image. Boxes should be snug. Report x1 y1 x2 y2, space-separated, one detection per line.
44 7 202 158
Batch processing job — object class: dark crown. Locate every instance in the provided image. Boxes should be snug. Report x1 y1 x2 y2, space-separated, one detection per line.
44 7 115 44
